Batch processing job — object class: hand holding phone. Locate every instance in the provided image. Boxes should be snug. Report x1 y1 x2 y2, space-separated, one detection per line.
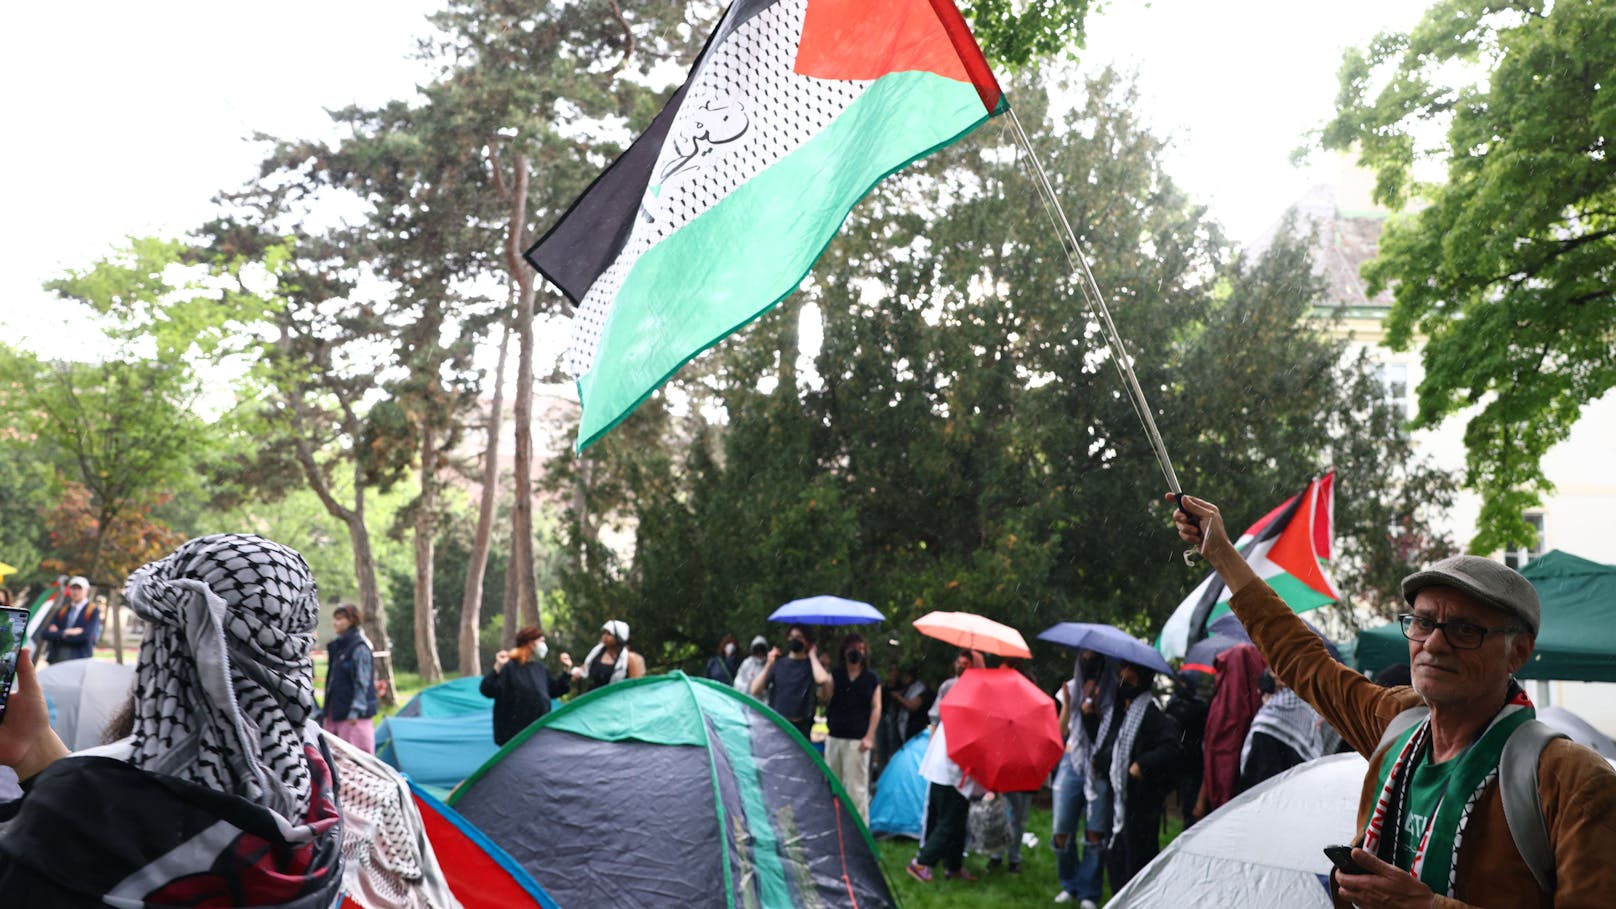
1323 844 1369 876
0 606 29 727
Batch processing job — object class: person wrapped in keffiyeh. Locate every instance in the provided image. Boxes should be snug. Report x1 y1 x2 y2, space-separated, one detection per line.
0 534 344 908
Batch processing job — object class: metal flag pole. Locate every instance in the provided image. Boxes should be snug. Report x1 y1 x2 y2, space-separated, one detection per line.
1003 106 1199 561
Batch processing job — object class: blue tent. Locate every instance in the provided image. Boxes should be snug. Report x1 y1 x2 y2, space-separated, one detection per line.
869 728 930 839
377 676 499 798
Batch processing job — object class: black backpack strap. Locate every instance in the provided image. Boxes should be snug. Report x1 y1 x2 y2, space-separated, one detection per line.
1499 719 1567 894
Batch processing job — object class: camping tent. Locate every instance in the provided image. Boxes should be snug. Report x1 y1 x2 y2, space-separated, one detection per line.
38 659 135 750
409 781 560 909
450 672 896 909
869 728 930 839
1537 705 1616 760
1354 550 1616 681
1108 752 1368 907
376 676 499 798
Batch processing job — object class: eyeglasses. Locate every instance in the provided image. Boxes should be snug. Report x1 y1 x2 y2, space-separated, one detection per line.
1399 613 1521 650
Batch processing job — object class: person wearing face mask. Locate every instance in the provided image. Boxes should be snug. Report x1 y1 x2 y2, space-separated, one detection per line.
1087 660 1182 893
1051 649 1115 906
733 635 770 695
482 626 574 746
751 624 833 739
824 633 882 820
704 634 742 685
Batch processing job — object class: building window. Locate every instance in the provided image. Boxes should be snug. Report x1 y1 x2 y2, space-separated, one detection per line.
1381 363 1411 421
1503 512 1546 571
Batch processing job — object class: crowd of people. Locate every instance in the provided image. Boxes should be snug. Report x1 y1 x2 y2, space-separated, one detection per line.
3 490 1612 907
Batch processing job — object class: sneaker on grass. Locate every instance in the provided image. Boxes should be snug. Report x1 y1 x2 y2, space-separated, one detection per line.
905 862 933 883
1053 891 1073 904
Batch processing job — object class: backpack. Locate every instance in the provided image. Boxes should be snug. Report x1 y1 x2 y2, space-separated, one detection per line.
1374 707 1565 893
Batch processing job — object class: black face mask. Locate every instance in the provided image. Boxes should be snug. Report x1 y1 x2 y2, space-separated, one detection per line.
789 638 806 653
1080 656 1103 679
753 646 768 658
1117 680 1148 700
846 650 863 665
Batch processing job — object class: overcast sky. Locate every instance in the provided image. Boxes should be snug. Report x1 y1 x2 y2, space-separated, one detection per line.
1 0 1418 353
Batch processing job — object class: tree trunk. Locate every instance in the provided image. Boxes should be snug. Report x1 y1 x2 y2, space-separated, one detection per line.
504 149 541 630
501 524 520 647
286 402 398 709
459 322 511 675
414 423 443 683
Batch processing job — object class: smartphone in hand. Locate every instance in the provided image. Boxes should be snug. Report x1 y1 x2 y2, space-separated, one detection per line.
0 606 30 727
1323 844 1369 876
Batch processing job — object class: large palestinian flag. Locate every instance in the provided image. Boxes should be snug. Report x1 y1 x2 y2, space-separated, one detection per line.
529 0 1005 449
1157 471 1341 661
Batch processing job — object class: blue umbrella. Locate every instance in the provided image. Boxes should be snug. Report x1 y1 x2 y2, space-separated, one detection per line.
769 595 883 626
1208 612 1342 662
1037 623 1172 676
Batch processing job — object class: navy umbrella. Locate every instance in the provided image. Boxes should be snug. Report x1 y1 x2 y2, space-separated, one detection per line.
769 595 883 626
1037 623 1172 676
1208 613 1342 662
1182 633 1244 675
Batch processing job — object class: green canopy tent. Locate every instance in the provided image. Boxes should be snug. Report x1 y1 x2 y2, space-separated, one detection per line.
1355 550 1616 682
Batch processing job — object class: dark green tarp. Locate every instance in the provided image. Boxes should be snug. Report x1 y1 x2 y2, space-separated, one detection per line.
448 672 898 909
1355 550 1616 682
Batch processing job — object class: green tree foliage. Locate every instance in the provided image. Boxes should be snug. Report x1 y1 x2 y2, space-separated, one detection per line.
1321 0 1615 553
549 71 1456 679
0 342 205 589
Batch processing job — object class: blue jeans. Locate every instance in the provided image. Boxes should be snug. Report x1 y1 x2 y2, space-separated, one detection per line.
1051 760 1109 901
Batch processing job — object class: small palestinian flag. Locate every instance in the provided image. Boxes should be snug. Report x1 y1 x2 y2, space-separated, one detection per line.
1157 471 1341 661
529 0 1004 449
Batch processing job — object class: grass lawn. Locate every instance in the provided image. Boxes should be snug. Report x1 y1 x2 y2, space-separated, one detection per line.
874 806 1184 908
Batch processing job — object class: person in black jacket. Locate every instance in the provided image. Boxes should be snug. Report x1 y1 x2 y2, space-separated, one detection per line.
481 626 573 746
1088 660 1182 893
322 602 379 753
1162 668 1210 828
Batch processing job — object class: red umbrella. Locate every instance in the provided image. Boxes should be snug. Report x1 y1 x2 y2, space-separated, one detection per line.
938 667 1062 792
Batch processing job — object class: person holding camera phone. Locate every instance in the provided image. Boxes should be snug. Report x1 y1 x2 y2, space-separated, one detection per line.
0 534 345 907
1172 494 1616 909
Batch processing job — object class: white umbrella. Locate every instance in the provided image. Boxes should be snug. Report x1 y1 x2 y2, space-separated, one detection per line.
1109 752 1368 908
38 659 135 750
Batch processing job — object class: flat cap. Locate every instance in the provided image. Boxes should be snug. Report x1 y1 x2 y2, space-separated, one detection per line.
1402 555 1540 635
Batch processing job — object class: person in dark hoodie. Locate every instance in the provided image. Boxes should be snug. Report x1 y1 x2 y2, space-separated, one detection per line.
481 626 573 746
1088 659 1182 893
322 602 379 754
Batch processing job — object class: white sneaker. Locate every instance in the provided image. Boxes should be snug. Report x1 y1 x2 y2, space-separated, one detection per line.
1080 900 1099 909
1053 892 1073 904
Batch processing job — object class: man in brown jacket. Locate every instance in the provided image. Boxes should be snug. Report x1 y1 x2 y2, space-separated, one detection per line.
1171 494 1616 909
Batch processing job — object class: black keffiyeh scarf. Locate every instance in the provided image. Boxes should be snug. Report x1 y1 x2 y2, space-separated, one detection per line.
122 533 322 820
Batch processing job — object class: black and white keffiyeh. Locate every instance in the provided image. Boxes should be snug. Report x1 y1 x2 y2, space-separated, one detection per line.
1105 694 1151 839
122 533 322 820
1239 688 1323 773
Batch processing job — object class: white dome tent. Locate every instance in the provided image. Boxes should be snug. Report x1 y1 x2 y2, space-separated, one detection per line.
1108 752 1367 907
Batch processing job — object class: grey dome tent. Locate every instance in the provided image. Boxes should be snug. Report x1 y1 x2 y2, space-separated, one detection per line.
449 671 896 909
1108 752 1369 907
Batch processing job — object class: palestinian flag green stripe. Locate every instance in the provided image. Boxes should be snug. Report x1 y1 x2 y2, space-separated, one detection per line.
575 69 989 448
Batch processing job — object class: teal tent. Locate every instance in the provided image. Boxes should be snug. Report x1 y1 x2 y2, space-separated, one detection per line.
1355 550 1616 682
377 676 498 798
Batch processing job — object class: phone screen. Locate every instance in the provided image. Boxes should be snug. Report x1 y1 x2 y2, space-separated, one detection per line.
0 606 29 726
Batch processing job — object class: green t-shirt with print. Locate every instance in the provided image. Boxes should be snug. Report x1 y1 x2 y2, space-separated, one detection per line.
1397 754 1457 868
